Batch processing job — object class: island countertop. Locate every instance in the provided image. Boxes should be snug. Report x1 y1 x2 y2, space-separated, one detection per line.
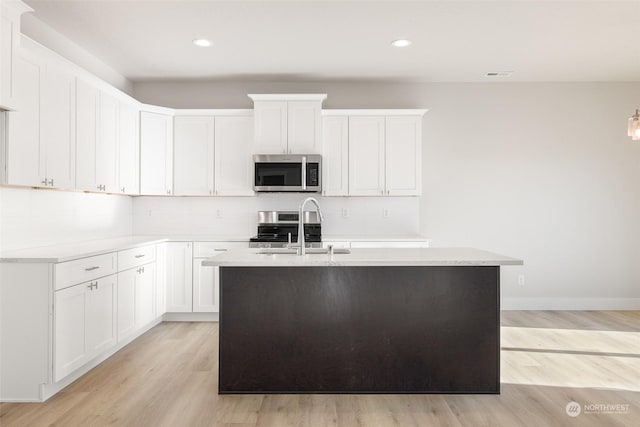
203 247 523 267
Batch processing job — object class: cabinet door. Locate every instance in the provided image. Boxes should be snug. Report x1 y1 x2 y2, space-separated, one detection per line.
75 78 98 191
155 243 167 317
96 92 119 193
193 259 218 312
321 116 349 196
5 54 42 186
0 12 15 109
253 101 287 154
287 101 321 154
173 116 214 195
348 116 385 196
165 242 193 313
117 268 136 342
85 275 117 358
214 115 254 196
118 101 139 195
41 64 75 189
54 283 87 382
385 116 421 196
135 264 156 329
140 111 173 195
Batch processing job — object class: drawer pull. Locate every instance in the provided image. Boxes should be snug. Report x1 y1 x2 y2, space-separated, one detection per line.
85 266 100 271
134 254 145 258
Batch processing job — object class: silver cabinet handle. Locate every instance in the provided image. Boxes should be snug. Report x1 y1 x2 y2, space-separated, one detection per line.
121 187 126 193
48 179 54 186
134 254 145 258
87 283 93 290
166 189 171 195
41 179 48 185
85 266 100 271
87 281 98 290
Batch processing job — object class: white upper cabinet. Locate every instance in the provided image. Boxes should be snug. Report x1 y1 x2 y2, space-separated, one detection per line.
0 1 32 110
173 116 215 196
40 62 75 190
4 52 42 187
140 110 173 195
75 78 99 191
385 116 422 196
287 101 322 154
96 91 119 193
118 101 139 195
4 50 75 190
252 101 287 154
249 94 325 154
348 116 386 196
321 116 349 196
328 110 425 197
76 81 120 193
214 115 254 196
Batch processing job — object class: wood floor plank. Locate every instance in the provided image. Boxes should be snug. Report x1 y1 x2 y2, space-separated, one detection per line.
1 311 639 426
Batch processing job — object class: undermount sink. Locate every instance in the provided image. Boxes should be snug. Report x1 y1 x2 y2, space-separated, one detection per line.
257 248 351 255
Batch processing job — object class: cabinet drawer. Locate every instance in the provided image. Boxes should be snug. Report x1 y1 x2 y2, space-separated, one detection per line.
193 242 247 258
55 253 117 291
118 245 156 271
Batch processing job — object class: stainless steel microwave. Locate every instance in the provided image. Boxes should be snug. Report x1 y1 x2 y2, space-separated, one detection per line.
253 154 322 193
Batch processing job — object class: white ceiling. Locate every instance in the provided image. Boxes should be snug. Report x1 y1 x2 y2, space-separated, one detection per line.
22 0 640 82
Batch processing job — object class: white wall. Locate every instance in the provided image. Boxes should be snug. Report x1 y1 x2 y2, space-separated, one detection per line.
0 187 132 251
132 195 419 238
135 80 640 309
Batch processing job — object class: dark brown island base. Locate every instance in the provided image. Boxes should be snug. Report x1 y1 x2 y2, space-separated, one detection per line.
204 248 523 394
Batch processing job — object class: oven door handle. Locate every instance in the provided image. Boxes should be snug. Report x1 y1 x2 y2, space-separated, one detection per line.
301 156 307 190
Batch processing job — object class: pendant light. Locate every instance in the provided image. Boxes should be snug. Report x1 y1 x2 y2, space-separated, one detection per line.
629 109 640 141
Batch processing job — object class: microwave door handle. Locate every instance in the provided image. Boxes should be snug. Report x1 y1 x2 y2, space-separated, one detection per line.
301 156 307 190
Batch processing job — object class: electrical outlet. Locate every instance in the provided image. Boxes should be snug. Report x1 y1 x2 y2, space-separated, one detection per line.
341 208 350 218
518 274 525 286
216 209 223 219
383 208 390 218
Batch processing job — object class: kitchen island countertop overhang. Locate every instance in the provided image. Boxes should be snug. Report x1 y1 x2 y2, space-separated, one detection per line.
202 247 523 267
207 247 522 394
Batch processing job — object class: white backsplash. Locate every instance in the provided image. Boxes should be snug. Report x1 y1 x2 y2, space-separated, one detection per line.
0 187 133 251
132 194 420 238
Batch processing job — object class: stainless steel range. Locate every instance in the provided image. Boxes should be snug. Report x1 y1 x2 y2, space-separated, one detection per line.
249 211 322 248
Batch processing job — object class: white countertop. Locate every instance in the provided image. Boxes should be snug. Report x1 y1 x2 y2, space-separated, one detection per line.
202 247 523 267
322 235 430 242
0 234 432 263
0 236 168 263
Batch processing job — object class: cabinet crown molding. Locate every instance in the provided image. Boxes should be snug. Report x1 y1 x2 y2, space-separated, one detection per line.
322 109 428 116
248 94 327 103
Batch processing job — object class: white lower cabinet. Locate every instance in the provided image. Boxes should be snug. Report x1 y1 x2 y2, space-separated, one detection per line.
54 274 117 382
193 259 218 312
117 262 156 342
117 268 136 342
135 263 156 328
165 242 193 312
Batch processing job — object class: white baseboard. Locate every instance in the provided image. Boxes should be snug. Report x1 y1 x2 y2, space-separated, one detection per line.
163 312 219 322
502 297 640 310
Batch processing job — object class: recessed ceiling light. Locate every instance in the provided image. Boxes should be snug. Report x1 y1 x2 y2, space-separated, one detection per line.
193 39 212 47
391 39 412 48
485 71 514 77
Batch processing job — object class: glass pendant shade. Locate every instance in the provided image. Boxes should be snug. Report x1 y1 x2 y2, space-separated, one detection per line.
629 109 640 141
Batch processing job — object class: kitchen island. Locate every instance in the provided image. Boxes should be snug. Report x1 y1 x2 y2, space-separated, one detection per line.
204 247 522 394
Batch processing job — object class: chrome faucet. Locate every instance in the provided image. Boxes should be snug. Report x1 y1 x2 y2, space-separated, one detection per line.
296 197 324 256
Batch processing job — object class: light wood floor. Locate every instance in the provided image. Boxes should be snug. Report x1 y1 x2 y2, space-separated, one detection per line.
1 311 639 427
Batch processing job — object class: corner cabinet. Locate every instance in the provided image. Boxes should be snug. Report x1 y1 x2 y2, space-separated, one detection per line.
140 109 174 195
249 94 326 155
